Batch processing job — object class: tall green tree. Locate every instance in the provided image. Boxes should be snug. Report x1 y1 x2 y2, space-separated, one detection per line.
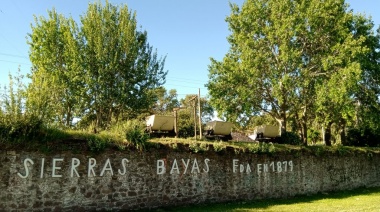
350 16 380 131
27 1 167 130
207 0 366 145
80 1 166 129
27 9 82 127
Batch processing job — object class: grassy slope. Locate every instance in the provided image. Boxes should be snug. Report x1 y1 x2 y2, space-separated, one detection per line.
155 186 380 212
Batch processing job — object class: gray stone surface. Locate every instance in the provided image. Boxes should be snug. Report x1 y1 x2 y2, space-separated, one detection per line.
0 148 379 211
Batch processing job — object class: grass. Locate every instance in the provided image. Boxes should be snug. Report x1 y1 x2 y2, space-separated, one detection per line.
153 186 380 212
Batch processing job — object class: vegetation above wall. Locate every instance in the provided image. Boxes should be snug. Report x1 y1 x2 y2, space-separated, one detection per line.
1 0 380 150
1 122 379 158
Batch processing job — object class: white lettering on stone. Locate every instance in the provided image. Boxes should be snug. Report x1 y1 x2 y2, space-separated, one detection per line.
40 158 45 178
289 160 294 171
257 164 262 174
246 164 252 173
270 162 275 172
100 158 113 176
170 159 179 174
277 161 282 172
118 158 129 175
18 158 34 179
157 159 166 175
233 159 239 173
256 161 294 174
71 158 80 177
191 159 200 173
282 161 288 172
263 164 268 172
88 158 96 177
52 158 64 178
203 158 210 173
182 159 190 174
240 164 244 173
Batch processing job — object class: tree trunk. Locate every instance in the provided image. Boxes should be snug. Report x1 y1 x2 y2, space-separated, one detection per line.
324 122 333 146
276 109 287 136
66 104 72 127
301 106 308 146
302 120 308 146
339 119 346 145
275 118 285 136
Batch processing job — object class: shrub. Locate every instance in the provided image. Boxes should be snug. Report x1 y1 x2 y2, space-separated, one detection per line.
213 141 226 152
308 128 321 144
0 114 43 143
277 131 302 145
124 119 149 150
247 142 275 153
344 127 380 147
189 141 208 153
87 135 107 152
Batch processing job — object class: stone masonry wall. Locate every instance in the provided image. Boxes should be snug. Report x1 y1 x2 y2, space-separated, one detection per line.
0 146 379 211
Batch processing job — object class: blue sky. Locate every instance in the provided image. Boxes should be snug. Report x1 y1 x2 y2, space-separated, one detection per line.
0 0 379 99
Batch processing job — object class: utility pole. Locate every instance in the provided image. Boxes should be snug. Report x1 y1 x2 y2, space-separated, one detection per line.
173 107 184 138
189 95 197 139
198 88 202 139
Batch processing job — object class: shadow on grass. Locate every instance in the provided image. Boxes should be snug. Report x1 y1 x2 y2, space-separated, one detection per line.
148 186 380 212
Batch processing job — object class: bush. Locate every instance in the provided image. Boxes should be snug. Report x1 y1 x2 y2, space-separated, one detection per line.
0 114 43 143
308 128 321 144
124 119 149 150
247 142 275 153
277 131 302 145
344 127 380 147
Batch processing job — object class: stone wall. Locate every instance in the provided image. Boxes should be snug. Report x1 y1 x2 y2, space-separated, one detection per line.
0 146 379 211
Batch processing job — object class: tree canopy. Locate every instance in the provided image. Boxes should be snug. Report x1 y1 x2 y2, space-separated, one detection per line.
207 0 377 145
27 1 167 130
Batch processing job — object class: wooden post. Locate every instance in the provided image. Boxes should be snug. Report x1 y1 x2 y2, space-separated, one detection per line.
173 107 185 138
189 96 197 139
173 109 178 138
198 88 202 139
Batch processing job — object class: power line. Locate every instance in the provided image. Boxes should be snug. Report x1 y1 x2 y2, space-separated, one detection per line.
166 78 207 85
166 76 207 83
0 52 29 59
0 59 31 66
164 83 208 89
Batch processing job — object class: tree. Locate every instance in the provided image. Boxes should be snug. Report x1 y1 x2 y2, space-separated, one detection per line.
79 1 167 129
350 16 380 131
207 0 366 145
27 9 82 127
176 95 214 138
27 1 167 130
151 87 180 115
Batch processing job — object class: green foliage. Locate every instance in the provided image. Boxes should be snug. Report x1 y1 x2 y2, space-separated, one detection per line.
152 87 180 115
189 141 209 153
87 135 108 152
0 70 44 143
177 109 195 138
175 95 215 138
207 0 369 145
350 15 380 134
0 114 43 143
124 119 149 151
27 10 82 127
277 131 302 146
344 127 380 147
212 141 226 152
307 128 321 145
27 1 167 130
246 142 275 154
